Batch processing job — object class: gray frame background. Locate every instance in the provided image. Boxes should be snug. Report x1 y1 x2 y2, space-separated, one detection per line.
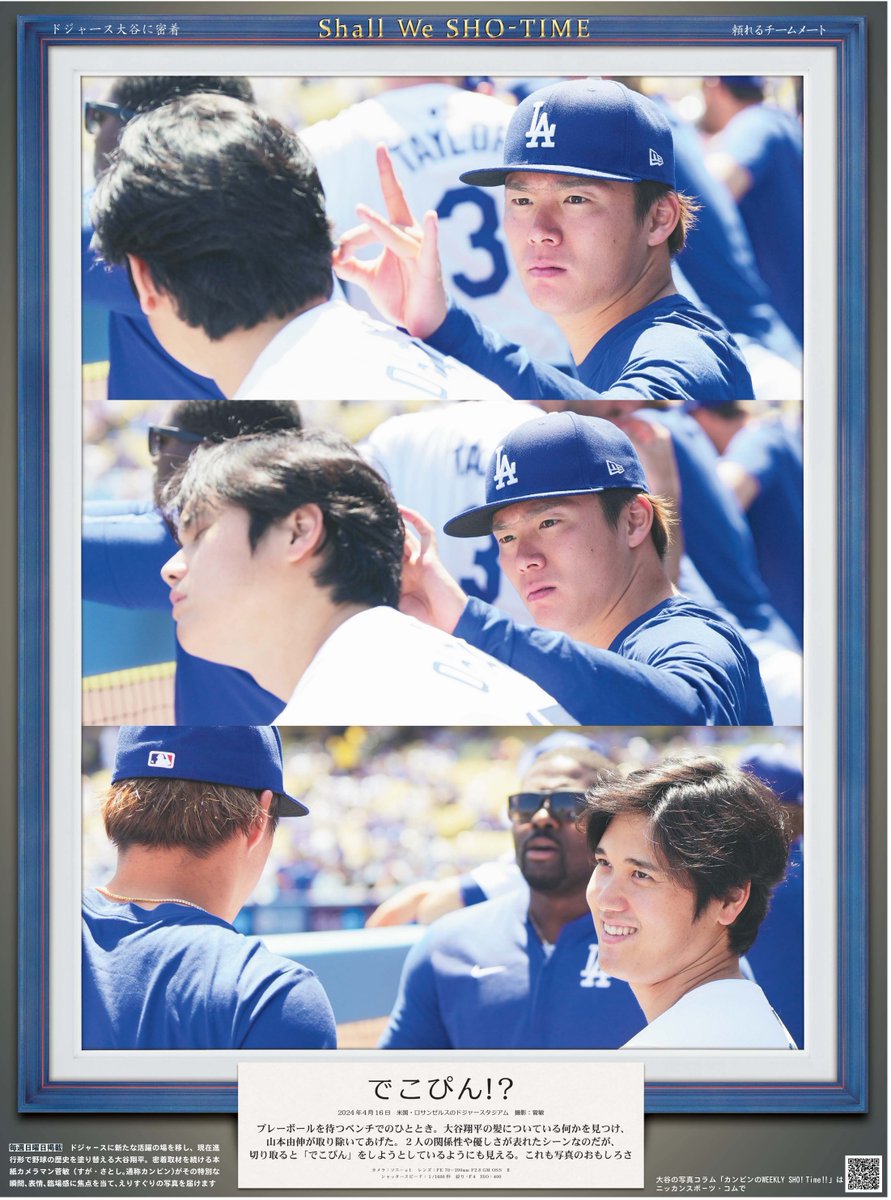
1 1 886 1195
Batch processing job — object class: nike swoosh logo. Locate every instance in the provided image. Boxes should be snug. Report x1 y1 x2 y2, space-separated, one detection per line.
470 964 508 978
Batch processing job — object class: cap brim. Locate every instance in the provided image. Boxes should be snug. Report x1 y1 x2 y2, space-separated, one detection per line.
443 484 647 539
279 792 310 818
459 162 642 187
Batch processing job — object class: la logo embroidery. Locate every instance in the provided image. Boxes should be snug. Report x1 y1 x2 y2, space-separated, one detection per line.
605 460 625 476
148 751 176 768
524 101 556 149
492 446 519 490
648 147 664 167
579 944 612 989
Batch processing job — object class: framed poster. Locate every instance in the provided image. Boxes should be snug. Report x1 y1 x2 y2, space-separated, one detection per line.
10 5 885 1197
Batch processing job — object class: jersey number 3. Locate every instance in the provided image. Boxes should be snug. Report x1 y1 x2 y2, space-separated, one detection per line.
437 186 509 299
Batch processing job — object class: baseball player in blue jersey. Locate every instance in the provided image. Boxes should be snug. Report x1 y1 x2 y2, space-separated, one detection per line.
83 725 336 1049
335 78 755 403
400 410 772 725
380 743 644 1049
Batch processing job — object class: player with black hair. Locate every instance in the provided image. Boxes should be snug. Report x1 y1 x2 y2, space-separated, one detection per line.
584 755 795 1047
89 93 512 401
159 429 571 726
83 402 303 724
83 75 257 400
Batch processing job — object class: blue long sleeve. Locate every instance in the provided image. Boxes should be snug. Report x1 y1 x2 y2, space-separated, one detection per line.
454 597 772 726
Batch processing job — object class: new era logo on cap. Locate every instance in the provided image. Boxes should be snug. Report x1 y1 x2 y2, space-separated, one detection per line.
524 100 556 149
148 750 175 769
649 148 664 167
606 460 625 476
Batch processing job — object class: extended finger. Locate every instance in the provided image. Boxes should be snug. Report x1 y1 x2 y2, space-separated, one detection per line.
376 143 415 226
355 203 423 259
334 222 379 258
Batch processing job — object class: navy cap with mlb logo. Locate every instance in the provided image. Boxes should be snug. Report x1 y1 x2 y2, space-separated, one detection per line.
111 726 310 816
443 411 650 539
459 79 676 189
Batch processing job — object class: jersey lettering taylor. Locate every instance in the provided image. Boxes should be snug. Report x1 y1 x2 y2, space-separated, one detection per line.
234 300 513 401
300 83 570 363
274 606 575 727
361 401 539 622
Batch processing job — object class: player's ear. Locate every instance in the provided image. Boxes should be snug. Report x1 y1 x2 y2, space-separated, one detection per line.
245 789 275 851
624 495 655 548
645 191 680 248
715 880 751 926
127 254 164 314
283 504 326 563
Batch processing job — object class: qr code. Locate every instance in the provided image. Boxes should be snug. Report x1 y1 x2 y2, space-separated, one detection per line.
846 1155 882 1193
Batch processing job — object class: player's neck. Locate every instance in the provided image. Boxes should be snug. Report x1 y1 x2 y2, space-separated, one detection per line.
527 889 590 946
574 559 675 650
211 297 329 397
253 594 371 700
632 950 745 1025
559 265 677 365
103 845 241 924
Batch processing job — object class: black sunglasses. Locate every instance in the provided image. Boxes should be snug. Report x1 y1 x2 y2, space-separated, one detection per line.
148 425 209 459
84 100 138 135
507 791 585 824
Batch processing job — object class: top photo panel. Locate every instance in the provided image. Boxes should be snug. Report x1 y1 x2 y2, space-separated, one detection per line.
82 73 803 405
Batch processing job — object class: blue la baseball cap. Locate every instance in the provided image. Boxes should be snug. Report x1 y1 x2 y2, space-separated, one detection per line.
459 79 675 189
739 743 803 806
111 726 309 816
443 411 649 539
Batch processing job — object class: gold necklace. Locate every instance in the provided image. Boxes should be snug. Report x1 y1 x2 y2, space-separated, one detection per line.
96 885 209 914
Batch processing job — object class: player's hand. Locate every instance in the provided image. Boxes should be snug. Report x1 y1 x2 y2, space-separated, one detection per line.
399 505 467 633
332 145 449 339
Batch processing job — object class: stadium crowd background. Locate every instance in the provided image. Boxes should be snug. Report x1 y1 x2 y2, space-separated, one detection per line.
82 725 802 933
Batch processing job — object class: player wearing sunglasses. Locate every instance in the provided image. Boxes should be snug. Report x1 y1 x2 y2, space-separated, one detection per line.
379 743 644 1049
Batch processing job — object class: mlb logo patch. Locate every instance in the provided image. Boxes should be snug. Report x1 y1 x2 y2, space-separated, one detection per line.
148 751 176 769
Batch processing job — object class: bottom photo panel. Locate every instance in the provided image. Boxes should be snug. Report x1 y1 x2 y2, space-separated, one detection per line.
81 724 803 1060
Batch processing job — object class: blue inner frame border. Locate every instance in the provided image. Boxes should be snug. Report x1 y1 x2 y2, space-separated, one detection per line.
17 11 869 1114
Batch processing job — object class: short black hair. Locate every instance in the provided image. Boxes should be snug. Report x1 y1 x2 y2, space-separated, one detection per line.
163 429 404 609
109 75 255 113
583 756 790 954
90 93 334 339
168 400 302 441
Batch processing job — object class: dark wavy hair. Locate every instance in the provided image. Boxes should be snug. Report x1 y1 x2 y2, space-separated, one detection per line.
163 429 404 610
583 755 790 954
90 93 334 338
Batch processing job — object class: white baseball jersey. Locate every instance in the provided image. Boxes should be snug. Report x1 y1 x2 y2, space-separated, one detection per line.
234 300 513 401
274 606 575 726
361 400 540 621
301 83 571 364
621 979 796 1049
